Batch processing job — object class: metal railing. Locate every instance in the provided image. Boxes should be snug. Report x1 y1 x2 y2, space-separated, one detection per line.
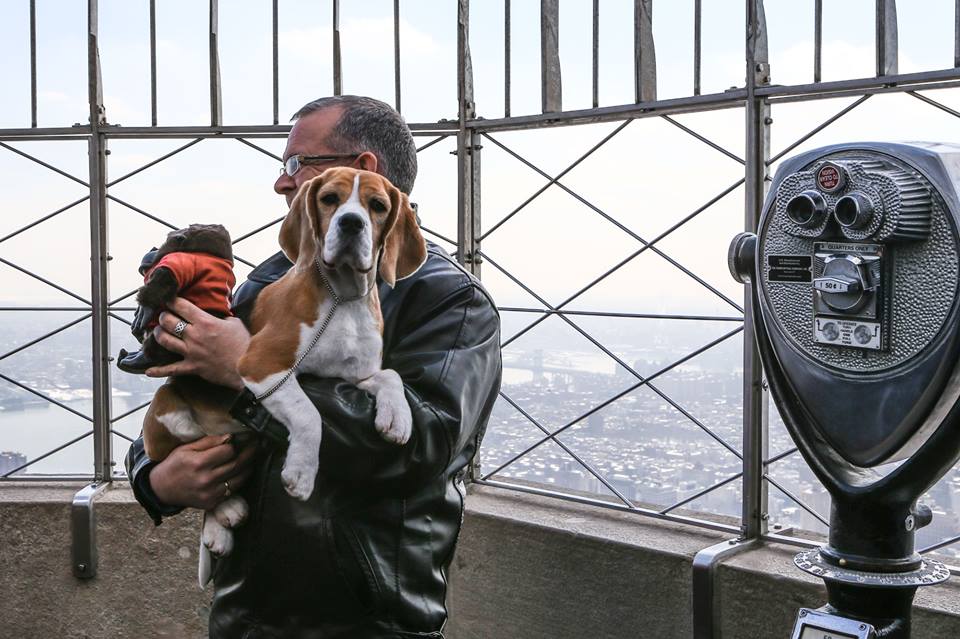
3 0 960 567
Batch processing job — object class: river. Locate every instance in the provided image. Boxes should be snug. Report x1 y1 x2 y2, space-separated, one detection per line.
0 394 152 476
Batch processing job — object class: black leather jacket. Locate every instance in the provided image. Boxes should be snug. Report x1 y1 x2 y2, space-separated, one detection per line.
126 243 502 638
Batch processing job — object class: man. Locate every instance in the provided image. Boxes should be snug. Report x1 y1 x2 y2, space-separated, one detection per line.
125 95 502 638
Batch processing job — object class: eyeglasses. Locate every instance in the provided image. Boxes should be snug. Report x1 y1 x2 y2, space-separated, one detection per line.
281 153 359 177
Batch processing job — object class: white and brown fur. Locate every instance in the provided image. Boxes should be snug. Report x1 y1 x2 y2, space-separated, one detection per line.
141 167 427 585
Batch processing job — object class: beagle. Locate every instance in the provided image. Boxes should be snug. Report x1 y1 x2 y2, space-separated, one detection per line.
140 167 427 585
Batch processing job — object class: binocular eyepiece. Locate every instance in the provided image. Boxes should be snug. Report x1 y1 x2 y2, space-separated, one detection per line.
777 157 931 243
784 190 827 228
834 192 875 229
784 189 877 231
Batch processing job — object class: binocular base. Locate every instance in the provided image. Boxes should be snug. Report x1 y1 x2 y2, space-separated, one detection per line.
794 548 950 588
792 549 949 638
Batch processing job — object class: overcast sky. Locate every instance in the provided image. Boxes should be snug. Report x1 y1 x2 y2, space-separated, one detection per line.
2 0 960 321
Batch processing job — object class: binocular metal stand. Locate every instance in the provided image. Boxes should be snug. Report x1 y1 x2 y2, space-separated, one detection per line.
732 220 957 638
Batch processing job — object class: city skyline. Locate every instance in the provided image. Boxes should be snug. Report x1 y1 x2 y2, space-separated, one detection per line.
3 309 960 565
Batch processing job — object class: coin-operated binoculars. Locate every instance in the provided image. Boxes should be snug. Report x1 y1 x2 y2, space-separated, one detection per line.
729 142 960 639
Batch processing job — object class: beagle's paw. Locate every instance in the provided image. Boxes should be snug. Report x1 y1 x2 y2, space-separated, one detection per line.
359 369 412 445
201 515 234 557
281 458 317 501
213 495 249 528
374 388 413 445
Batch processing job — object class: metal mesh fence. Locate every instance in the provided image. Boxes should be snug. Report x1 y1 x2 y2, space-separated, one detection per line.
3 0 960 566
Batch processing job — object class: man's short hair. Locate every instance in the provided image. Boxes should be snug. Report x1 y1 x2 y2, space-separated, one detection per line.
293 96 418 195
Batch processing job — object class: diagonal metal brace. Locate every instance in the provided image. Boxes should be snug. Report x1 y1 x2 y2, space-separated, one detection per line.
71 481 110 579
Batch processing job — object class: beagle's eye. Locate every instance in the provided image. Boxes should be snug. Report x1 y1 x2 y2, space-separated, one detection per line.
321 192 340 206
369 199 388 214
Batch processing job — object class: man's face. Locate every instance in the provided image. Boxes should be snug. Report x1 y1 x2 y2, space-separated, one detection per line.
274 107 351 208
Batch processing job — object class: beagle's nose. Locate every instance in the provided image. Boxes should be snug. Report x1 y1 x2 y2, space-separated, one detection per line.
338 213 365 235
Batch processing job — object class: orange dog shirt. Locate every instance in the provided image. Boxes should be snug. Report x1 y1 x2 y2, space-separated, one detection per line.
143 252 236 326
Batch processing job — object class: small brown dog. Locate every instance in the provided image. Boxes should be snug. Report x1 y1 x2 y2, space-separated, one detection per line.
118 224 235 374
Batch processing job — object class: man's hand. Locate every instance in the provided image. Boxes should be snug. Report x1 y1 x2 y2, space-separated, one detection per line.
149 434 257 511
147 297 250 390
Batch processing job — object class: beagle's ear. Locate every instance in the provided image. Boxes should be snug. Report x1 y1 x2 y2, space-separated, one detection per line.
279 177 324 266
379 187 427 288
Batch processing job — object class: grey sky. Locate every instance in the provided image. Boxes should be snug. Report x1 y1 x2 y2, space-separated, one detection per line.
2 1 960 315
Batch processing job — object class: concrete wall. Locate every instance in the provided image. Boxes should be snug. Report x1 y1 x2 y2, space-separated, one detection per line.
448 488 960 639
0 482 209 639
1 482 959 639
445 488 727 638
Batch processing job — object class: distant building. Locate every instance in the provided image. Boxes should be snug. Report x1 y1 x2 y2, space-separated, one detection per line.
587 412 605 435
0 451 27 476
609 474 636 501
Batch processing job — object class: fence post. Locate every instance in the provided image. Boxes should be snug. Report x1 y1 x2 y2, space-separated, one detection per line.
457 0 480 280
741 0 770 541
635 0 656 102
876 0 898 77
333 0 343 96
541 0 561 113
87 0 112 482
208 0 222 126
693 0 771 632
457 0 483 483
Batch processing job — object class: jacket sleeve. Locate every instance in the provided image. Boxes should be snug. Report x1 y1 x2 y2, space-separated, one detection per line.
230 279 502 493
125 437 184 525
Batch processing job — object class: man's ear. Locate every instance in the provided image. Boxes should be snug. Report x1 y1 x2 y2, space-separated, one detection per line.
379 187 427 287
353 151 379 174
279 176 324 266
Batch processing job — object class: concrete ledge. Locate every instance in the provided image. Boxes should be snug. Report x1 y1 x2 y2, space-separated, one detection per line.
1 481 959 638
447 485 728 639
447 485 960 639
0 481 210 639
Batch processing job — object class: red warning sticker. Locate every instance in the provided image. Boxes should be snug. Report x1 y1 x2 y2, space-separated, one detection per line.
817 164 842 192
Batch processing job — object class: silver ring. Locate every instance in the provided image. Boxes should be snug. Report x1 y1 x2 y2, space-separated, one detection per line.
173 320 188 339
224 481 232 498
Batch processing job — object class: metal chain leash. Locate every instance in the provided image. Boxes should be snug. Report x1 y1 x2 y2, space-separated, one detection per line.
253 257 372 401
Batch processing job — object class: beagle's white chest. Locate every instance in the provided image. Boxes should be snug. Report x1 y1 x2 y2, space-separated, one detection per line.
298 297 383 383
